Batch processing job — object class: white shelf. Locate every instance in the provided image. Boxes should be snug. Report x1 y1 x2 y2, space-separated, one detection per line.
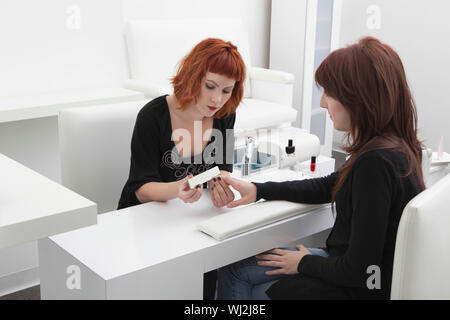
0 87 145 123
0 153 97 249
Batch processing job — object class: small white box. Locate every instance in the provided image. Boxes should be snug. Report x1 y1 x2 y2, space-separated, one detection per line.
299 155 335 177
188 166 220 189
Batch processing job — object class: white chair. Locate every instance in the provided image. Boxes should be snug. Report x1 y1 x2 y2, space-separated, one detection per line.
391 172 450 299
58 100 148 214
123 18 297 132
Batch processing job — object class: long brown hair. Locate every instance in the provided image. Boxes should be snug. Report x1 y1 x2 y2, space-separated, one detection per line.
315 37 425 208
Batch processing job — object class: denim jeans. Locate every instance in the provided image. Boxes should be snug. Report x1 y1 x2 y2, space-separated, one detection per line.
217 247 329 300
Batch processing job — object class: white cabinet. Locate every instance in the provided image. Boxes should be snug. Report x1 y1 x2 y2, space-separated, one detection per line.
270 0 342 157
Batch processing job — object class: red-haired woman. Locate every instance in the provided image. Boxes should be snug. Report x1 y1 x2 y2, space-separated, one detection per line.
118 38 246 299
118 38 245 209
217 37 425 300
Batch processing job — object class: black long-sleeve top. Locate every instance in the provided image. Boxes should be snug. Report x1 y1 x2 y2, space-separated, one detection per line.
254 149 422 300
118 95 235 209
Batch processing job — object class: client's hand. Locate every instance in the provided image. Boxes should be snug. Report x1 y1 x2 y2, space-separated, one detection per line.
221 175 257 208
177 174 203 203
255 245 312 275
208 170 235 208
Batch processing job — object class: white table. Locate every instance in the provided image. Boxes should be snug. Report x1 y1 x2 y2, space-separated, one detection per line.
38 169 334 299
0 153 97 249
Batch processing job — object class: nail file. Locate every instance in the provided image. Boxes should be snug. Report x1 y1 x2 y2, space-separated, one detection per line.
188 166 220 189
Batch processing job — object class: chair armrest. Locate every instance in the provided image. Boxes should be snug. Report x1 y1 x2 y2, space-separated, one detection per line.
249 67 294 84
249 68 294 106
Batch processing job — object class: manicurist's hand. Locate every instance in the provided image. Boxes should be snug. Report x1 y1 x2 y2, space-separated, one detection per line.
255 245 312 275
177 174 203 203
208 170 235 208
220 175 257 208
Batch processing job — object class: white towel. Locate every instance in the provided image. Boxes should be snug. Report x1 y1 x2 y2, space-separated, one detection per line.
197 200 323 241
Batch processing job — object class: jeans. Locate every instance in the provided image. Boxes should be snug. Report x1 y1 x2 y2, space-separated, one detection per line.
217 247 329 300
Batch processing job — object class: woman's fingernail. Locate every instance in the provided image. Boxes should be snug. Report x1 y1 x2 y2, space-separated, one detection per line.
196 185 200 189
218 177 221 181
213 177 217 182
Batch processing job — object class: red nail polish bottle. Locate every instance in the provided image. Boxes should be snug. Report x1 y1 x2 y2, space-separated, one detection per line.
310 156 316 172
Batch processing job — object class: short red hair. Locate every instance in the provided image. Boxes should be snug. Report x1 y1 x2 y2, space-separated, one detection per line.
170 38 246 118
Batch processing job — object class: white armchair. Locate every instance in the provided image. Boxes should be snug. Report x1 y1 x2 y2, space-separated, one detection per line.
391 172 450 299
58 100 148 214
123 19 297 132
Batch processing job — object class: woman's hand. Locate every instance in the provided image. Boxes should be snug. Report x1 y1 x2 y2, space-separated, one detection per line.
220 175 257 208
255 245 311 275
177 174 203 203
208 170 235 208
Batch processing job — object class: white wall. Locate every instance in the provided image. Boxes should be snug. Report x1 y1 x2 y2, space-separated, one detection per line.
0 0 125 96
0 0 126 184
0 0 272 297
0 0 271 96
335 0 450 152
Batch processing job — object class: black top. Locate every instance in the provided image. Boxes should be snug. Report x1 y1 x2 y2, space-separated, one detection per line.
118 95 235 209
254 149 422 300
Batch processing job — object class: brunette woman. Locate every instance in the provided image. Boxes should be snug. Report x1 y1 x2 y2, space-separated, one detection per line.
217 36 425 300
